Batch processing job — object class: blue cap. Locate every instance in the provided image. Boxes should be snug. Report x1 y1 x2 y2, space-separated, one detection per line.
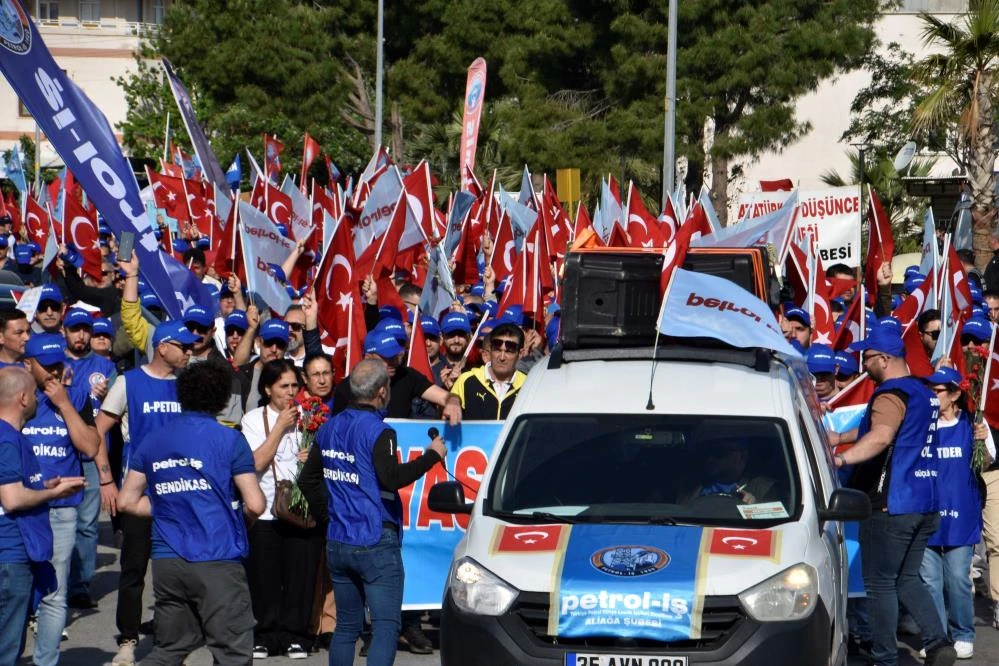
970 283 984 304
98 223 112 236
834 351 859 376
374 318 408 344
904 274 926 294
152 321 199 347
470 283 485 297
830 297 846 311
172 238 190 254
224 310 249 331
140 291 162 310
849 327 905 357
806 344 837 375
503 305 525 326
877 316 902 335
205 283 220 301
24 333 66 366
259 319 289 344
441 312 471 335
61 245 83 269
784 306 810 328
13 243 32 265
481 300 499 318
276 224 290 238
0 237 8 249
378 305 403 321
419 315 441 338
266 263 287 283
924 366 963 388
962 317 992 343
63 308 93 329
196 236 211 249
364 331 404 358
91 317 114 337
546 303 561 316
974 303 990 320
38 284 63 305
182 305 213 328
904 265 921 279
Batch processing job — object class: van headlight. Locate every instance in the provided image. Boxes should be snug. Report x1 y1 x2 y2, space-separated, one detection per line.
448 557 519 616
738 563 817 622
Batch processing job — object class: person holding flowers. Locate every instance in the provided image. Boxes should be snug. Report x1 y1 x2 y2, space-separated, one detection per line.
240 359 323 660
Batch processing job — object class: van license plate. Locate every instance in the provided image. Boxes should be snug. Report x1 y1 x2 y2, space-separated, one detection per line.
565 654 688 666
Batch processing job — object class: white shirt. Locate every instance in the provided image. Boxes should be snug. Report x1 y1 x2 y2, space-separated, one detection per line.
240 405 301 521
484 363 513 401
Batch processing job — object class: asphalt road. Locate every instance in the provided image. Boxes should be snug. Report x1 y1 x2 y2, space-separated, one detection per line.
15 516 999 665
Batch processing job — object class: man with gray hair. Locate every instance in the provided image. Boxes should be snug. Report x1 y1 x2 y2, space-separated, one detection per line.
315 359 447 665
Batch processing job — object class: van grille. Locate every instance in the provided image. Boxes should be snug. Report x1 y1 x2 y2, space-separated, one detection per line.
511 593 745 649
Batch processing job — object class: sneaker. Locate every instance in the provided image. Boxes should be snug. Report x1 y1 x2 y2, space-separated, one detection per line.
111 639 137 666
67 593 98 609
286 644 308 659
252 646 269 659
400 624 433 655
924 644 958 666
954 641 973 659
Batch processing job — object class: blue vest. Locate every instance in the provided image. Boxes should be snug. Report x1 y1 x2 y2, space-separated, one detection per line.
123 367 181 470
69 353 115 413
857 376 939 515
134 413 252 562
318 408 396 546
929 414 982 547
23 388 89 507
0 420 53 562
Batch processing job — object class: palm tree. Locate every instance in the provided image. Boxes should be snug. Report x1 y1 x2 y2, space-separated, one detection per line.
912 1 999 267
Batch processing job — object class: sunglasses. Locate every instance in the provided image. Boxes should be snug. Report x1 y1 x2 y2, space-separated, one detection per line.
225 326 246 337
287 322 305 332
166 342 194 353
185 322 210 335
491 339 522 354
961 336 983 346
835 373 855 382
262 339 288 350
37 302 60 313
921 329 941 340
66 324 91 333
101 269 114 277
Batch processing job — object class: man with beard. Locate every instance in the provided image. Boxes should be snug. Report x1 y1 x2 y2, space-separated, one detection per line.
32 285 65 335
182 305 243 427
236 314 292 412
284 305 307 367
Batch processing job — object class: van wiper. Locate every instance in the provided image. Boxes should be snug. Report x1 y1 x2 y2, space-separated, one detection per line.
528 511 581 524
605 515 680 525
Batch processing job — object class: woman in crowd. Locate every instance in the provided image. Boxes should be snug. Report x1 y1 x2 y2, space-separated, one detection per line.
920 367 985 660
240 359 323 659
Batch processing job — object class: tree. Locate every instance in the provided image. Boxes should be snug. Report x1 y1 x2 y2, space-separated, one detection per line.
912 1 999 268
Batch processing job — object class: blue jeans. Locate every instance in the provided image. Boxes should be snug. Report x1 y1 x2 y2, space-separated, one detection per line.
920 545 975 644
0 561 32 666
860 511 949 666
69 461 99 598
326 528 403 666
34 507 77 666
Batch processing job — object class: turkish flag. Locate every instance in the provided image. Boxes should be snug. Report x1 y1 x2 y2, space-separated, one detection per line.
493 524 565 553
983 330 999 430
146 166 190 224
263 134 284 183
313 215 366 381
407 307 435 385
708 528 775 558
863 189 894 299
403 161 439 239
63 194 103 281
625 181 665 249
301 133 320 190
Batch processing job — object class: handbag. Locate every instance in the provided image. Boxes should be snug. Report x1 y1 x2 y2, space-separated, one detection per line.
264 407 316 530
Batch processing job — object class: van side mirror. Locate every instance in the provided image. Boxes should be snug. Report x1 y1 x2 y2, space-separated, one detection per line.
428 481 473 515
818 488 871 522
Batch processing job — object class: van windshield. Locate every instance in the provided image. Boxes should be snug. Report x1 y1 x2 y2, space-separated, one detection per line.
487 414 800 526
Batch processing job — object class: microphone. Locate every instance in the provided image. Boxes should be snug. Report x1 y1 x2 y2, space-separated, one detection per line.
427 427 439 440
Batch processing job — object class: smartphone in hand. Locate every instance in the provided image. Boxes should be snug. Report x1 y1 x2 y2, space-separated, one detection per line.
118 230 135 262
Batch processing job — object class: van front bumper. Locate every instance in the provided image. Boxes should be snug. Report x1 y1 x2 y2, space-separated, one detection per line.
440 590 833 666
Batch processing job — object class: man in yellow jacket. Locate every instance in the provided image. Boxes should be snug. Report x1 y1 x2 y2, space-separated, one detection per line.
451 322 527 420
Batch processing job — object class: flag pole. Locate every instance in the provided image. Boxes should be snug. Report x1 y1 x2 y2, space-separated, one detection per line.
162 111 170 165
980 321 997 413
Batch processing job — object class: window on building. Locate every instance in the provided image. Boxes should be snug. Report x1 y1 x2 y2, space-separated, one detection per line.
152 0 165 25
79 0 100 23
38 1 59 21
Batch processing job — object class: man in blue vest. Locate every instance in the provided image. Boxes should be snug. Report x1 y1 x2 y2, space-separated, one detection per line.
317 359 447 666
0 366 84 665
829 327 956 666
96 321 196 666
62 307 116 610
21 333 100 666
117 360 264 666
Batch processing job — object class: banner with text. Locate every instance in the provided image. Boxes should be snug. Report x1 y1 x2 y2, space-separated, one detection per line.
736 186 862 268
390 419 504 609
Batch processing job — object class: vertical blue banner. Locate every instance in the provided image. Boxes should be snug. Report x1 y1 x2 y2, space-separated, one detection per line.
0 1 210 319
386 419 503 609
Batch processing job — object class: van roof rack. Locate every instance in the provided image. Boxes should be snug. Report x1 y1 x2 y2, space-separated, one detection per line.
549 341 772 372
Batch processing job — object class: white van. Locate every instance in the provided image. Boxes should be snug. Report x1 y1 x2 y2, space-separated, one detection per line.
429 345 870 666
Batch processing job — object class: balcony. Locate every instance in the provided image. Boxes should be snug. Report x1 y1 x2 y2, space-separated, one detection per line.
34 16 162 37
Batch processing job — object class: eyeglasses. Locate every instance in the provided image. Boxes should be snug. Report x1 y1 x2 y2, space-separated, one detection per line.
66 325 90 333
862 353 886 365
443 330 469 338
961 335 982 346
185 323 210 335
166 342 194 353
921 329 941 340
836 373 856 382
262 339 288 350
91 333 112 340
37 302 60 313
812 372 835 381
490 339 522 354
287 323 305 332
224 327 246 337
931 386 951 394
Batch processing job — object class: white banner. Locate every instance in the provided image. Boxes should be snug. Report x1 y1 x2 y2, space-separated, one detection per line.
736 185 862 267
238 201 294 315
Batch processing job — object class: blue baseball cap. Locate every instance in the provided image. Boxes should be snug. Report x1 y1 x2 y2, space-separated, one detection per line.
503 305 525 327
441 312 471 335
877 316 902 335
364 331 404 358
962 317 992 343
152 320 199 347
470 283 485 297
479 318 501 335
98 222 112 236
224 310 249 332
172 238 190 254
834 351 859 376
849 326 905 357
420 315 441 338
903 265 921 279
205 283 220 302
38 284 63 305
259 319 290 344
196 236 211 249
784 306 810 328
140 291 162 310
378 305 403 322
91 318 114 337
13 243 32 265
374 318 408 344
63 308 93 329
806 344 837 375
481 300 499 318
266 263 287 283
970 283 984 304
924 366 963 388
182 305 213 328
903 274 926 294
24 333 66 366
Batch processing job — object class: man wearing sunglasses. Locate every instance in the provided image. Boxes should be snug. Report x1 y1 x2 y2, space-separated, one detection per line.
918 309 942 358
32 284 66 335
805 343 839 402
828 327 956 666
451 323 527 420
236 319 292 413
182 305 244 428
22 333 101 666
95 321 198 666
